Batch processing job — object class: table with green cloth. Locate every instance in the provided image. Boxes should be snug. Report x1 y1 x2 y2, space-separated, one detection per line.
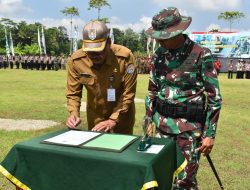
0 129 186 190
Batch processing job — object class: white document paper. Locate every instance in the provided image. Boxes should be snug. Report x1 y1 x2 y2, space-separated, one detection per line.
43 131 100 146
138 145 165 154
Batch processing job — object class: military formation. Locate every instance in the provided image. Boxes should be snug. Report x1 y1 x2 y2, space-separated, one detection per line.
0 55 70 70
135 55 152 74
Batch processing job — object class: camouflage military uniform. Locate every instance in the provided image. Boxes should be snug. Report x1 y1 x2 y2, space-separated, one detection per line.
146 7 222 189
145 34 222 189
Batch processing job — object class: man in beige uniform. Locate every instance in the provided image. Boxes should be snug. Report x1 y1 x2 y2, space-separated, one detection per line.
66 21 137 134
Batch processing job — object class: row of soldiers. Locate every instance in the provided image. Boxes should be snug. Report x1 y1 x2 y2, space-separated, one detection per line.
135 56 152 74
0 55 70 71
227 59 250 79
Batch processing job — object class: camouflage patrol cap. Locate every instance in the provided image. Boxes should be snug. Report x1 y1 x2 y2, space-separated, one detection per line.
147 7 192 40
82 21 110 52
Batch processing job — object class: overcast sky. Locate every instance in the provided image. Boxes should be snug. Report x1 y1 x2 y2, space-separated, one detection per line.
0 0 250 36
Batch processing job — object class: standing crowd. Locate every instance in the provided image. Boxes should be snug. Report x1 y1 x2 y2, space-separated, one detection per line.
135 55 152 74
227 59 250 79
0 55 70 71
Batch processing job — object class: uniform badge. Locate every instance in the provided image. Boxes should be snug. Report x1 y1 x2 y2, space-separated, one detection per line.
88 29 96 40
126 64 135 74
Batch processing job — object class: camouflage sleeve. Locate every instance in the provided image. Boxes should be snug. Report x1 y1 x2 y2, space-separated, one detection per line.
145 59 158 120
201 48 222 138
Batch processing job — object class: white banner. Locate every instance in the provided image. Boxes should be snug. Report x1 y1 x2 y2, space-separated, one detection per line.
146 36 151 56
9 32 15 56
41 27 46 55
38 27 42 55
5 28 10 56
152 39 157 54
73 26 78 52
110 27 114 44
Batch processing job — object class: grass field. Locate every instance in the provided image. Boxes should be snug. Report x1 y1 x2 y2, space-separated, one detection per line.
0 69 249 190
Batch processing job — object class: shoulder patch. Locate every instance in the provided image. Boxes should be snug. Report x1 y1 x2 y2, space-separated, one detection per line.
71 49 87 60
111 44 131 58
126 64 135 74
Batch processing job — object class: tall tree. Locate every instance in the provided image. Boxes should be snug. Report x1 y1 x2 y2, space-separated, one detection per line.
0 18 18 29
88 0 111 21
123 28 140 52
61 6 80 54
112 28 124 45
138 29 148 52
14 22 39 46
217 11 245 32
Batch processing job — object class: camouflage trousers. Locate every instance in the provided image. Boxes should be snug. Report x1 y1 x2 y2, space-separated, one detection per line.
156 129 202 190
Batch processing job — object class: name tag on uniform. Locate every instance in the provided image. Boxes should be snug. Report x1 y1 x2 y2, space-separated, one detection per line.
107 88 116 102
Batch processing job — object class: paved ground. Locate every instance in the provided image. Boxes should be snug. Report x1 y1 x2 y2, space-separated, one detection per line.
0 98 144 131
0 119 59 131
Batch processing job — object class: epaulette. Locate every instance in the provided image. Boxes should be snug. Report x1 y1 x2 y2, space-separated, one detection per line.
71 49 87 60
111 44 131 58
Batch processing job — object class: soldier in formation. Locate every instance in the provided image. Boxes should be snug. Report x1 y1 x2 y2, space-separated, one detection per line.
135 56 151 74
0 55 65 71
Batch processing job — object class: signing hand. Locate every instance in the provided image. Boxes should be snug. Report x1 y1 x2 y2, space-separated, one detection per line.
66 115 81 129
196 137 215 155
91 119 116 133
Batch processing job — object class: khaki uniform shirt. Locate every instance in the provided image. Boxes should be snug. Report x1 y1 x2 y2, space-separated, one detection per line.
66 44 137 134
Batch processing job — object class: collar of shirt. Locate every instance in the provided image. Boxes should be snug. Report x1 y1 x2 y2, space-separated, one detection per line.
87 48 115 69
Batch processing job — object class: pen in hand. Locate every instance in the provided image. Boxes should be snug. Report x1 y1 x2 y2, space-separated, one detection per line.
67 115 81 130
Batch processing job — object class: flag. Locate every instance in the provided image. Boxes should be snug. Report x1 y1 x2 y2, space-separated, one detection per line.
5 28 10 56
9 32 15 56
152 39 156 54
110 27 114 44
73 26 78 52
41 26 46 55
146 36 151 56
37 27 42 55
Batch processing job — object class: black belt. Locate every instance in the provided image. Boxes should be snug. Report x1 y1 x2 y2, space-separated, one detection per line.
156 99 206 123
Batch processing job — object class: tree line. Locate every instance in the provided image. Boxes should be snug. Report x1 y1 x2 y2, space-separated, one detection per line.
0 18 149 56
0 18 73 56
1 0 244 56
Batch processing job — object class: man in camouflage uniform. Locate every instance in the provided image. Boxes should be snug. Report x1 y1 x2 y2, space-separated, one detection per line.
145 7 222 189
66 21 137 134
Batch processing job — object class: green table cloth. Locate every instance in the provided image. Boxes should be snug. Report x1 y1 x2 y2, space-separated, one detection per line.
0 130 186 190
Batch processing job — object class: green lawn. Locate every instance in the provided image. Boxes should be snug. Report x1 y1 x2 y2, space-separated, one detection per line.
0 70 249 190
